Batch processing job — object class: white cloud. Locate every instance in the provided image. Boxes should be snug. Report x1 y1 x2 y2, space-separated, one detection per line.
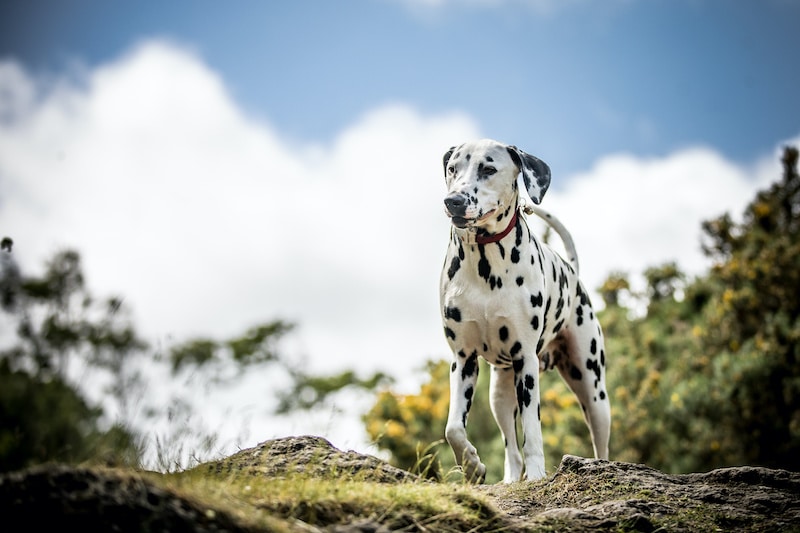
541 146 779 303
0 40 790 457
0 40 479 454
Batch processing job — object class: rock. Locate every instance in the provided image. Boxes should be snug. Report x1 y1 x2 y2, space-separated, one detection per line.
480 454 800 532
0 463 254 532
1 438 799 532
202 435 418 484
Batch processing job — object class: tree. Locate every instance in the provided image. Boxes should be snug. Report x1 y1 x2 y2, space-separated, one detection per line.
0 245 145 471
0 243 299 472
696 146 800 469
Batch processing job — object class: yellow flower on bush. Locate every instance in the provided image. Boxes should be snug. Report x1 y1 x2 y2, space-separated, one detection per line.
385 420 406 439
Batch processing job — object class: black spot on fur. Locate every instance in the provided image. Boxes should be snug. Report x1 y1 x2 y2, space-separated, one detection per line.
451 362 457 372
555 296 564 320
499 326 509 342
478 247 491 281
510 341 522 357
516 276 524 286
530 292 544 307
590 338 597 354
570 364 583 381
516 380 532 410
447 256 461 279
524 374 534 389
462 352 479 380
577 282 591 306
587 358 601 387
444 327 455 340
511 247 520 263
445 306 461 322
599 390 606 400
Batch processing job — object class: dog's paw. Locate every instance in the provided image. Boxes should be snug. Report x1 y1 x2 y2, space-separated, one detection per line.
524 462 547 481
463 461 486 484
462 447 487 483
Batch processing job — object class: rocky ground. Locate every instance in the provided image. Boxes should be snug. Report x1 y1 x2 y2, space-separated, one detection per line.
1 435 799 532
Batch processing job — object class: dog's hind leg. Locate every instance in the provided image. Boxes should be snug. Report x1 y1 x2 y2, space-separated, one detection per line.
490 366 523 482
553 326 611 460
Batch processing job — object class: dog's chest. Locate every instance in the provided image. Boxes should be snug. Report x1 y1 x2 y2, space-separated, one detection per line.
441 234 547 364
441 225 580 366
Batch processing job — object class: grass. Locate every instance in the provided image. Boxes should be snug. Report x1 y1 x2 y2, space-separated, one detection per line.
67 447 792 532
157 466 513 532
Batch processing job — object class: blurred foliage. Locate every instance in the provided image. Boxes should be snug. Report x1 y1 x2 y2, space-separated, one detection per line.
168 321 294 384
364 146 800 477
0 244 299 473
276 369 393 414
693 145 800 469
0 247 147 471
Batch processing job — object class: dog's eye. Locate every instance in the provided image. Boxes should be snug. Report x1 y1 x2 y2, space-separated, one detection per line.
447 165 455 174
480 166 497 176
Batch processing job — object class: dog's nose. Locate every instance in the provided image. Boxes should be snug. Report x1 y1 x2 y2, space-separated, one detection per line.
444 194 468 215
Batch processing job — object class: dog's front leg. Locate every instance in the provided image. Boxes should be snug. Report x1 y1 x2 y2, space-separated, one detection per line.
490 366 524 482
515 355 546 480
445 351 486 483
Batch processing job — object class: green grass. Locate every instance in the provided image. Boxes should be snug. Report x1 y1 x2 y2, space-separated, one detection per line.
157 467 512 532
105 454 790 532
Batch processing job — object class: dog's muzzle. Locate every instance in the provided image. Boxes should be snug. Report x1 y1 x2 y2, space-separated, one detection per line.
444 193 471 228
444 193 497 229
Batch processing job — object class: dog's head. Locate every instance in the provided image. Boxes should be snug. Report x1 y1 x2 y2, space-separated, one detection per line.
442 139 551 230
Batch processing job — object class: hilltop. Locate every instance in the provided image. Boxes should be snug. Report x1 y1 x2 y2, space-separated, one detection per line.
1 436 798 532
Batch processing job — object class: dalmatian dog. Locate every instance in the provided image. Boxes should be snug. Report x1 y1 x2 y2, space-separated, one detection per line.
440 139 610 483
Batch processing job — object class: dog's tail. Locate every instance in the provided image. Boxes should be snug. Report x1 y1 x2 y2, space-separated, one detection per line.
522 203 580 274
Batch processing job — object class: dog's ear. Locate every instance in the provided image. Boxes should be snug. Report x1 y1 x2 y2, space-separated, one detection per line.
442 146 456 177
506 146 551 204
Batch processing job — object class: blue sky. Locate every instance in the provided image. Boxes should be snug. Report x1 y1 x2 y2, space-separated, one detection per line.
2 0 798 178
1 0 798 463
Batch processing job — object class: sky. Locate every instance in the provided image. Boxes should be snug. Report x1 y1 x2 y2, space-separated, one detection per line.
1 0 798 461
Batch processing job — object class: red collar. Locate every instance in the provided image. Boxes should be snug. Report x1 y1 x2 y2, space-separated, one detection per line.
474 209 518 245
